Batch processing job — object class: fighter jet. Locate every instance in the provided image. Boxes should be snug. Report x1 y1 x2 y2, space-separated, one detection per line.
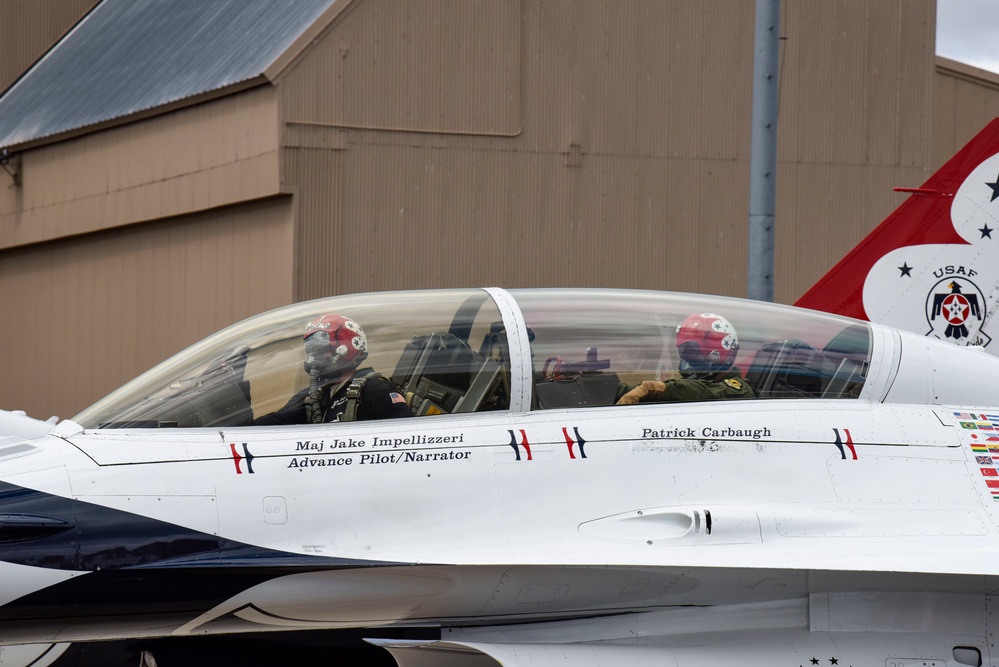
2 286 999 666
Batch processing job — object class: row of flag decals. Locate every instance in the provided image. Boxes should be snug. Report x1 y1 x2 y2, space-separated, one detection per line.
956 412 999 500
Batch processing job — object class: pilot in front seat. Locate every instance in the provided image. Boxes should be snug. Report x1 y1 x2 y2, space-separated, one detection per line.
617 313 755 404
254 314 414 424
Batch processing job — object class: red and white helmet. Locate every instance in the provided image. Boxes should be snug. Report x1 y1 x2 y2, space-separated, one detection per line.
675 313 739 375
302 314 368 376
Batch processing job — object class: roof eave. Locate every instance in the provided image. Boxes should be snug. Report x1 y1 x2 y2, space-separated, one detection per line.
0 75 271 154
935 55 999 91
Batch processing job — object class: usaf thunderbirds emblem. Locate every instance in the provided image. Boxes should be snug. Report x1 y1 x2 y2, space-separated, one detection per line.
926 277 990 347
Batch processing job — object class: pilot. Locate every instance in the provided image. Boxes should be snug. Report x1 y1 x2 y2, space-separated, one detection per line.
254 314 414 424
617 313 755 404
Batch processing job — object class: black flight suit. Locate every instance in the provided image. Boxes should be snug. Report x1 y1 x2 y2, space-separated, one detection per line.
254 368 414 424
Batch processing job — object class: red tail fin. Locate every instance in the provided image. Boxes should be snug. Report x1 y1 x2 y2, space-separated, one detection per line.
796 117 999 350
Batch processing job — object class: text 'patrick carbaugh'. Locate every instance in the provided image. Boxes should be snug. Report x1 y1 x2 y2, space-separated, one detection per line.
642 426 772 440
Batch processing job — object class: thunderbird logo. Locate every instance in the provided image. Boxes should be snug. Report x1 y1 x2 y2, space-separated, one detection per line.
926 277 990 346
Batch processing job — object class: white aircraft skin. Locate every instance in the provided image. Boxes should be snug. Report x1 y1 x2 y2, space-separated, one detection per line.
3 286 999 666
0 409 56 440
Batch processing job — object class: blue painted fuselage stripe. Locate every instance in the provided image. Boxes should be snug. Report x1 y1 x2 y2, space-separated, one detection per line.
0 479 396 631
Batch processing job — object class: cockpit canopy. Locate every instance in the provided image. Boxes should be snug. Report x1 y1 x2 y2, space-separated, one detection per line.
73 288 872 429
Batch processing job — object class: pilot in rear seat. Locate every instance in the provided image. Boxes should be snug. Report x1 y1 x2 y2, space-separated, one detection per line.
617 313 755 404
254 314 414 424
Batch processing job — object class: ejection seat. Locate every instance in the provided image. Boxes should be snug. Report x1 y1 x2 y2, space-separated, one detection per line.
818 324 870 399
392 331 507 416
532 347 623 409
743 327 869 400
743 339 825 399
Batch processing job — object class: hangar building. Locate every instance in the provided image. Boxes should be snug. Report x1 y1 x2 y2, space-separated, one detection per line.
1 0 998 418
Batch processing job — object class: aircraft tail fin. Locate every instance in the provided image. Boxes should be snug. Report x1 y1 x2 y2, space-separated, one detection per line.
795 117 999 350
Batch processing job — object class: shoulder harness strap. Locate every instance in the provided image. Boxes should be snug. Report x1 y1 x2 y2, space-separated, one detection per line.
340 368 386 423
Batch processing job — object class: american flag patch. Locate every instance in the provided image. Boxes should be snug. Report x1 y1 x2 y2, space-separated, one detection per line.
389 392 406 405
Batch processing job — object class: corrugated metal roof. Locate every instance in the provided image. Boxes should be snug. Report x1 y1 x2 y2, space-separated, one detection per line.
0 0 337 149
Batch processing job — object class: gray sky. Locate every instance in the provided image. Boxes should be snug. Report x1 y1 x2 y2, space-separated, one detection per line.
937 0 999 74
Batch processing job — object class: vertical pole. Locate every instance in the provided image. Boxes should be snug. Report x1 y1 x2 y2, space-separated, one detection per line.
748 0 780 302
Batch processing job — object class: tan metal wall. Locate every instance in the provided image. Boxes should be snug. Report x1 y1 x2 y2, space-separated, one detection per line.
0 200 295 418
777 1 936 298
933 57 999 165
279 0 936 304
0 85 283 249
0 0 98 94
281 0 521 135
0 81 288 420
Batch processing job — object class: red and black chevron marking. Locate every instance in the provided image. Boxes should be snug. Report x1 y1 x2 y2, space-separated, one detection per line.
833 428 857 460
508 429 532 461
230 442 256 474
562 426 587 459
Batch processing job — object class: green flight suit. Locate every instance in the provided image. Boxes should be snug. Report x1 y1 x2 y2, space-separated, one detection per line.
659 369 755 402
618 368 755 404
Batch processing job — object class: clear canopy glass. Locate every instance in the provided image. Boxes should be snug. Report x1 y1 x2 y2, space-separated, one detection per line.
73 288 872 429
511 289 870 409
74 289 508 428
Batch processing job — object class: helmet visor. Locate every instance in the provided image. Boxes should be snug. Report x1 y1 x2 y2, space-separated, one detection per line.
676 340 718 373
304 331 332 358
